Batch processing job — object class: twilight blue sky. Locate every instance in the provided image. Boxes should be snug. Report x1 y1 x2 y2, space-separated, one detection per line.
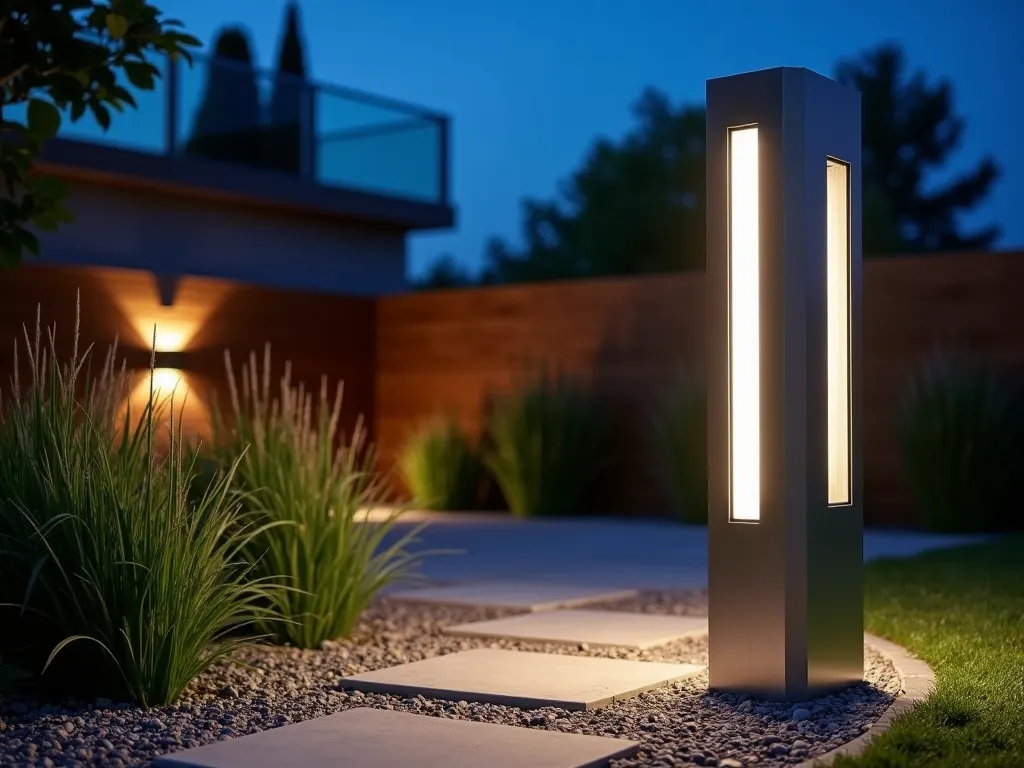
158 0 1023 278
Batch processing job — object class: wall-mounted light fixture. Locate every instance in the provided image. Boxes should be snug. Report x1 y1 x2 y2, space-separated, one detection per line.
155 272 180 308
152 350 187 370
706 67 863 700
132 324 193 399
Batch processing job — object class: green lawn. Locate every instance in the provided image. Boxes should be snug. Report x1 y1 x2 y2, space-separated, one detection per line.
837 534 1024 767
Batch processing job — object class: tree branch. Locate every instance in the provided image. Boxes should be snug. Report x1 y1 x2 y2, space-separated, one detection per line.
0 65 31 89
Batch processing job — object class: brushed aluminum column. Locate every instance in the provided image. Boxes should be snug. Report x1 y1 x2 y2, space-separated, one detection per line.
706 67 864 700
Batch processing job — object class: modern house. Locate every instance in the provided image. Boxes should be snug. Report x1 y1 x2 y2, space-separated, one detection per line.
24 52 454 298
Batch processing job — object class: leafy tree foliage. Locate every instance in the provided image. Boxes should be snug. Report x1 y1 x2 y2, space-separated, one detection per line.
481 88 706 284
437 43 1000 286
0 0 200 267
837 42 1000 254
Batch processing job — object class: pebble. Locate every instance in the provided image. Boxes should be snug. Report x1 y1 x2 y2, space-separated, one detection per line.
0 591 899 767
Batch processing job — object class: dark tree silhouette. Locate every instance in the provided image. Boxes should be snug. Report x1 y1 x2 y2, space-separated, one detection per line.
836 42 1001 254
479 88 706 284
184 27 264 167
265 2 312 176
444 43 1002 288
414 253 476 289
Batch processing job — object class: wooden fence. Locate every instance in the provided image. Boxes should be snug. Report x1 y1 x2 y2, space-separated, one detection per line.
376 250 1024 526
3 250 1023 526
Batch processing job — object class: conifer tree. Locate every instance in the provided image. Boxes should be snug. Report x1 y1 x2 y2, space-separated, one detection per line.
265 3 311 175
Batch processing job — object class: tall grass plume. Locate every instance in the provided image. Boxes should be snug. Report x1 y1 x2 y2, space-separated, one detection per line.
400 416 482 511
0 298 271 706
208 345 429 648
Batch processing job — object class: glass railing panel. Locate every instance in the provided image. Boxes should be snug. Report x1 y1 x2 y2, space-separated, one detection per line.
3 60 167 154
176 55 278 170
313 84 429 137
261 69 311 176
317 116 442 202
9 46 449 205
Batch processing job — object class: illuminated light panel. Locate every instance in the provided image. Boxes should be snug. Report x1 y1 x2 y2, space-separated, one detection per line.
728 126 760 522
826 159 852 506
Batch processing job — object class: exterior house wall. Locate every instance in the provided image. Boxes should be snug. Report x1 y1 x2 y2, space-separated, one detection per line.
35 179 408 296
0 263 377 450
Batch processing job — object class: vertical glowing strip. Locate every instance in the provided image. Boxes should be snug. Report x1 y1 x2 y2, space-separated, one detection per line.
826 159 851 505
729 127 760 521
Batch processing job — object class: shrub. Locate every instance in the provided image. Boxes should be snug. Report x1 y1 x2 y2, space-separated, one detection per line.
208 346 428 648
652 369 707 524
0 303 269 706
899 350 1024 533
484 367 605 518
399 417 482 510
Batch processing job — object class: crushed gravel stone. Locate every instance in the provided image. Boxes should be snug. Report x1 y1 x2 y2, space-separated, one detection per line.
0 591 899 767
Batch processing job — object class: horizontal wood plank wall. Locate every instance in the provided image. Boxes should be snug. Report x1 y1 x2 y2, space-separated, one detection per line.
0 264 376 449
861 251 1024 524
376 274 705 513
377 251 1024 526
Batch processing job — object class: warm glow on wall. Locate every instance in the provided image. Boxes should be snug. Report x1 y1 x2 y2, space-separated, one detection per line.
128 368 189 417
152 327 190 353
126 368 208 445
150 368 187 396
132 317 198 353
728 125 760 522
826 159 852 506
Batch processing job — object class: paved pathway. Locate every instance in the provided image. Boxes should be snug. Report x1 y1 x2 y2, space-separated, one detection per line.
380 512 986 590
165 514 964 767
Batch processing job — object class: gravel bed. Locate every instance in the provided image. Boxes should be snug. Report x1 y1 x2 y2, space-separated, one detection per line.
0 590 899 767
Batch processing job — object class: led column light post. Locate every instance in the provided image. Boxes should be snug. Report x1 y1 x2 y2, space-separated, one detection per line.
706 68 863 699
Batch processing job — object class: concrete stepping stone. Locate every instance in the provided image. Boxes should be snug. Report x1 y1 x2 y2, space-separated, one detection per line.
444 609 709 650
154 707 638 768
339 648 703 710
387 580 637 611
532 564 709 590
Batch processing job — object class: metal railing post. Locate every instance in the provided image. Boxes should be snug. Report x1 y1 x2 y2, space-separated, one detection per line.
438 117 450 205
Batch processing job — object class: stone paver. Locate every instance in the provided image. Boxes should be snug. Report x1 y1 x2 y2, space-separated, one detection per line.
154 708 638 768
387 581 637 611
339 648 703 710
444 609 709 650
